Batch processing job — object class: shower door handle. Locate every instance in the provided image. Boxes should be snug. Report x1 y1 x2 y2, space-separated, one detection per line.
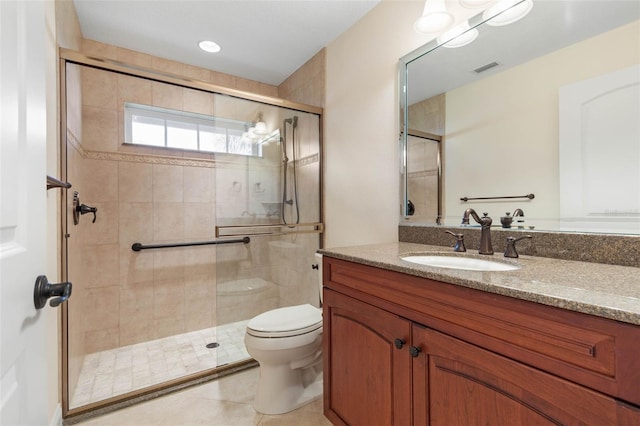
34 275 73 309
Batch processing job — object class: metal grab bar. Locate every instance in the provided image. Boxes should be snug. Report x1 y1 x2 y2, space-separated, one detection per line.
47 175 72 190
131 237 250 252
460 194 535 202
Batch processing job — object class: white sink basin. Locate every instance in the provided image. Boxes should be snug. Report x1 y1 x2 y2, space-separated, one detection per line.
401 255 520 272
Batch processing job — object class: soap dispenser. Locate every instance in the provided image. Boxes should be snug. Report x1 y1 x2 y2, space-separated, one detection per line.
500 212 513 228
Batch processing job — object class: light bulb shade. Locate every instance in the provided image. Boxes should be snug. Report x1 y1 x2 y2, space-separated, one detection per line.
247 127 260 140
253 121 268 135
437 21 478 48
483 0 533 26
458 0 492 9
414 0 454 34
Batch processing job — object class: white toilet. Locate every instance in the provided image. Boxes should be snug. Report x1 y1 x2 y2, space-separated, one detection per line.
244 255 323 415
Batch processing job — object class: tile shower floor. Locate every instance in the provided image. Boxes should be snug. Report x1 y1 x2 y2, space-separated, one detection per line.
71 320 250 407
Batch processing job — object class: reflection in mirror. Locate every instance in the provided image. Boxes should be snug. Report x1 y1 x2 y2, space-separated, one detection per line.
400 0 640 234
407 130 442 223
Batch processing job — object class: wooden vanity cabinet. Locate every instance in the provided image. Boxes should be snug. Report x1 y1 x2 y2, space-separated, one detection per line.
322 257 640 426
323 288 412 426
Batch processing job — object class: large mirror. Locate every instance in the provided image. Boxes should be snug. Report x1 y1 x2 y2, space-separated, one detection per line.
400 0 640 234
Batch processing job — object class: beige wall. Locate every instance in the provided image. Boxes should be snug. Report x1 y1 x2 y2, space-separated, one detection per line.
323 0 476 248
444 20 640 221
55 0 82 50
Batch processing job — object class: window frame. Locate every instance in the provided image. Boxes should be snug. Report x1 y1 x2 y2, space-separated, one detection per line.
124 102 262 157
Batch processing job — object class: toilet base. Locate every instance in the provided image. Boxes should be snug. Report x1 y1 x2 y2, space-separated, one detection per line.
253 364 323 415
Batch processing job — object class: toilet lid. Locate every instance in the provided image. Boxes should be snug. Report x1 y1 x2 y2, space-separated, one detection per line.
247 304 322 338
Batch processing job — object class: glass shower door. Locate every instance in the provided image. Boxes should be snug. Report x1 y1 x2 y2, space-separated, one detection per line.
62 56 322 414
213 96 322 367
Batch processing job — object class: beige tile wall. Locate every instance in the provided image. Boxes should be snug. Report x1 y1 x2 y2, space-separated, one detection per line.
277 48 324 287
279 49 325 108
74 157 219 351
82 40 280 99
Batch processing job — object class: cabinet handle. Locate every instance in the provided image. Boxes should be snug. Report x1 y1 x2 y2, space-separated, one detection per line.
409 346 422 357
394 338 405 349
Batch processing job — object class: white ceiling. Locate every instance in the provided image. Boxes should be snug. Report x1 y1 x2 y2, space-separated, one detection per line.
73 0 382 86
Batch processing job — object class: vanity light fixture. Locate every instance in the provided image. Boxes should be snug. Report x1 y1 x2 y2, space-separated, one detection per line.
253 121 268 135
437 20 479 48
253 112 268 135
198 40 221 53
458 0 492 8
414 0 455 34
483 0 533 26
245 127 259 140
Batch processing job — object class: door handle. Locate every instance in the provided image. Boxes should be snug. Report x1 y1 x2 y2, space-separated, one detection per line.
34 275 72 309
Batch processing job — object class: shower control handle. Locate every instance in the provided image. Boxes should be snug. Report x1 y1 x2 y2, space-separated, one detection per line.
394 338 405 349
34 275 72 309
73 191 98 225
78 204 98 223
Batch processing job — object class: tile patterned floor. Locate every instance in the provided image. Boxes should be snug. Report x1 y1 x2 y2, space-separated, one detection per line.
71 320 250 408
73 367 332 426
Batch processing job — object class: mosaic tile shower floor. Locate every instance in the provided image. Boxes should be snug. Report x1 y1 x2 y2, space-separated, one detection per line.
71 320 250 407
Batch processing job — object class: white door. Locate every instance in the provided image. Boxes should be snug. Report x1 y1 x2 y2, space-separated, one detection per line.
559 64 640 222
1 1 50 425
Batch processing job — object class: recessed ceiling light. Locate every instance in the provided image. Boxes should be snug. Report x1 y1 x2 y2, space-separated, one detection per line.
198 40 221 53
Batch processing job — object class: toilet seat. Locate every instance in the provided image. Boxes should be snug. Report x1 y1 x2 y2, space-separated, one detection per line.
247 304 322 338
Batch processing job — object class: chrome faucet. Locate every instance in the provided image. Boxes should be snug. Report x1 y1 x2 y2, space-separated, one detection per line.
462 209 493 255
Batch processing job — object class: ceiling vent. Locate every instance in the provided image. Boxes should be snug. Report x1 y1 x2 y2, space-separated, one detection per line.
474 61 500 74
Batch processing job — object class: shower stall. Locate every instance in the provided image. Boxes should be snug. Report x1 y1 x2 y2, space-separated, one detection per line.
60 51 322 416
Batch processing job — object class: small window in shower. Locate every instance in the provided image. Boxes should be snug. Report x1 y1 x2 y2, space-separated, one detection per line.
124 102 267 156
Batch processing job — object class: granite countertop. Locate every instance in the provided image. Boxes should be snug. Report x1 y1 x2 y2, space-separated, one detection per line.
319 242 640 326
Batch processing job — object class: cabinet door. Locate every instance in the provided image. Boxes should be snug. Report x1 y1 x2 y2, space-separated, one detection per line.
324 289 412 426
412 324 640 425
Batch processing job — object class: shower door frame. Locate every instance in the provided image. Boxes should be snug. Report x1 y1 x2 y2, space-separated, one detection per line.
58 48 324 419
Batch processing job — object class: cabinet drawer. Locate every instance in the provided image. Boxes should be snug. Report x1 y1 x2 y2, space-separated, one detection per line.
324 257 640 406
